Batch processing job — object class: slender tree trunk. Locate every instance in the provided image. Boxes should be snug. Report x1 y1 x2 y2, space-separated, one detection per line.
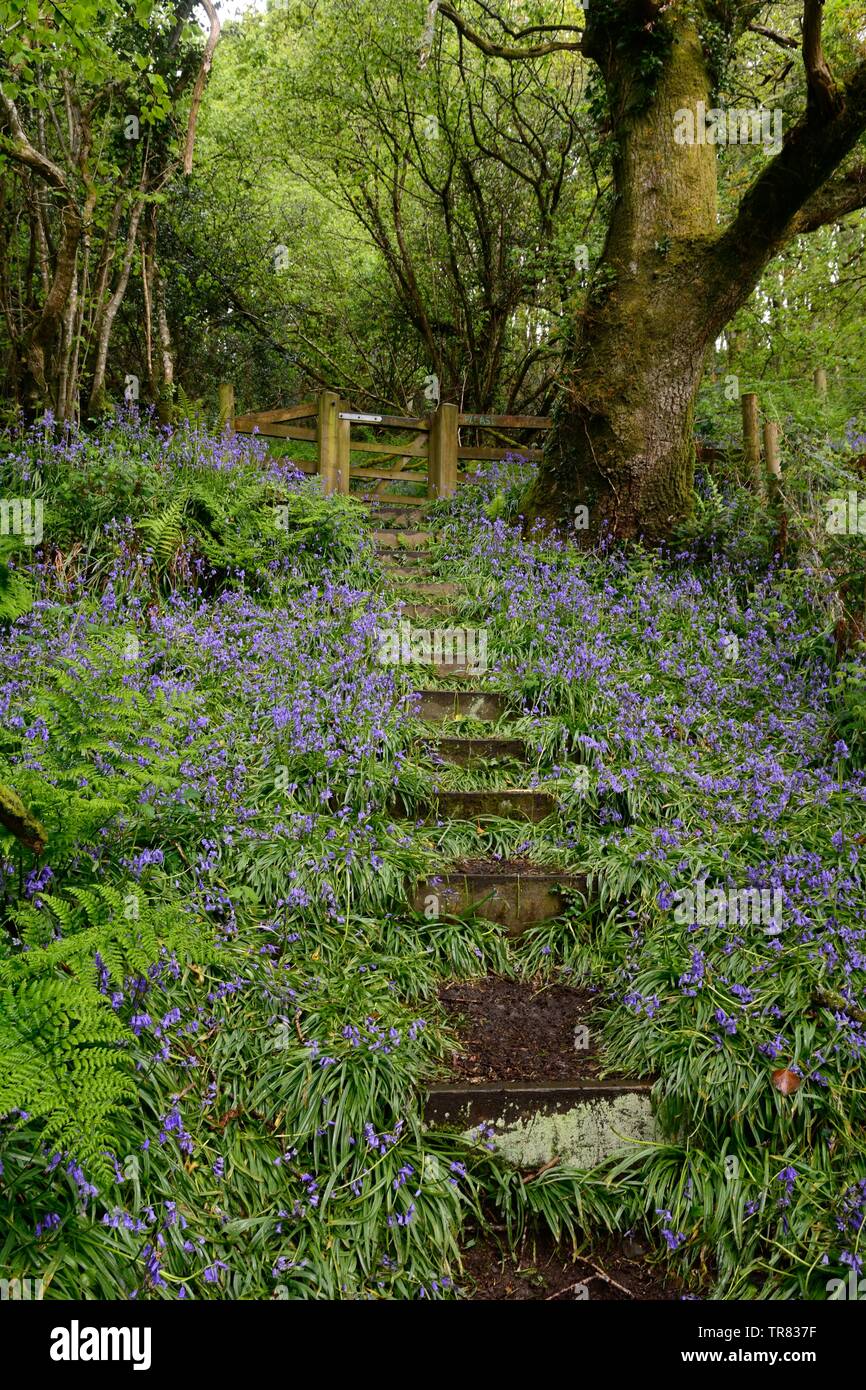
155 264 175 423
22 199 83 414
57 257 78 422
88 183 146 416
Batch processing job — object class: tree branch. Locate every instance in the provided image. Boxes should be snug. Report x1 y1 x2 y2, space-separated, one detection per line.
748 23 798 51
803 0 842 121
438 2 585 60
793 164 866 233
0 94 71 194
708 57 866 327
182 0 221 175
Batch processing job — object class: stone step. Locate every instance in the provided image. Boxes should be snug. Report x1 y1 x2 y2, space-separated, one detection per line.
372 530 430 550
427 788 555 823
414 866 582 933
413 689 508 722
424 1081 656 1170
424 735 528 766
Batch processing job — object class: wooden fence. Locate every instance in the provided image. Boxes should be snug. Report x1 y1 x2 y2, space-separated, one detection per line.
220 384 550 501
220 381 793 503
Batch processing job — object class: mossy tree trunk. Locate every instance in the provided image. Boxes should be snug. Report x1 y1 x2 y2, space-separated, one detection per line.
509 1 866 541
527 11 718 540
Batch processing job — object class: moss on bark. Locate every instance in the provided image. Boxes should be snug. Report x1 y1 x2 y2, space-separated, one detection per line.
528 8 717 541
0 783 47 856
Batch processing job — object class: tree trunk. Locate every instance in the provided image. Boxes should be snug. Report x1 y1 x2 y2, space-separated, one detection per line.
526 13 718 540
522 3 866 542
155 265 175 423
87 186 146 416
21 199 83 415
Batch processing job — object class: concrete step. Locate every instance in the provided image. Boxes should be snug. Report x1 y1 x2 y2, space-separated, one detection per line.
372 530 430 550
413 689 508 722
424 735 528 766
414 866 581 933
427 788 555 823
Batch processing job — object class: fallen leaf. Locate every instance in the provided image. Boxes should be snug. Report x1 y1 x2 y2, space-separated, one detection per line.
772 1067 801 1095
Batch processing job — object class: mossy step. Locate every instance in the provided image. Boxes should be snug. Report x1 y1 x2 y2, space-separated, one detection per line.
424 1082 657 1170
423 735 528 766
426 788 555 823
372 530 430 549
414 866 582 933
365 498 428 521
398 580 460 598
380 561 433 578
426 1079 653 1126
399 602 454 622
413 689 508 722
378 550 430 567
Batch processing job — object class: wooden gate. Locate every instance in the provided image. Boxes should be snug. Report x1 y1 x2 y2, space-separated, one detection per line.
226 385 550 499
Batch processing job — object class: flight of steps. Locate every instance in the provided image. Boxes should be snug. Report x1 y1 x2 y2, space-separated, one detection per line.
367 497 656 1167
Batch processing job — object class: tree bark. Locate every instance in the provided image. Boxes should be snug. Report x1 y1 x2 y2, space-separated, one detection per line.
87 180 147 416
513 4 866 541
526 10 717 539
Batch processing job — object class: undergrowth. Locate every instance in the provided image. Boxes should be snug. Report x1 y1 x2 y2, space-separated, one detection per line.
0 412 863 1299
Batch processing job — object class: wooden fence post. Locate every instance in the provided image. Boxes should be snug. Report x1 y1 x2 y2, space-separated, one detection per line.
814 366 828 400
318 390 342 494
218 382 235 431
336 410 351 494
763 420 781 492
428 402 458 499
741 392 761 488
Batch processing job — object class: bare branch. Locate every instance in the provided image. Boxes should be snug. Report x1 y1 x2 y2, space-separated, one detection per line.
438 2 584 60
458 0 586 41
748 23 798 51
